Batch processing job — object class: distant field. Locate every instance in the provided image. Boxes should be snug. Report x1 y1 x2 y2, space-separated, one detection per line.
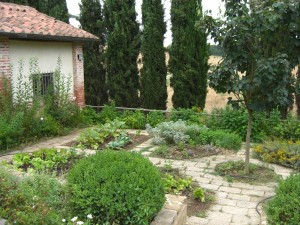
167 55 234 112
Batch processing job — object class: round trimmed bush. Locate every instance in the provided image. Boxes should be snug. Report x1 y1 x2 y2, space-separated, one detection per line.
266 174 300 225
67 151 165 225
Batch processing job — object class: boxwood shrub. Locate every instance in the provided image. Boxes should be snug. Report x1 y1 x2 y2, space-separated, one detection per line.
266 174 300 225
67 151 165 225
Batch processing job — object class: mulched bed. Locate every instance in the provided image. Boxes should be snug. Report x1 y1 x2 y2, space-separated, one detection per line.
63 133 150 151
215 160 279 184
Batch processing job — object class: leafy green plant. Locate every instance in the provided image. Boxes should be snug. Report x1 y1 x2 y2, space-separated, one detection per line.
266 174 300 225
197 130 242 151
67 151 165 225
193 187 205 202
98 102 120 124
121 110 147 129
170 108 203 125
146 111 166 127
12 148 79 172
164 174 193 194
106 133 131 150
0 167 66 224
76 120 126 150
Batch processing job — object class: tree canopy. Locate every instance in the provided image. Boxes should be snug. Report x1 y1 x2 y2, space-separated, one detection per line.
103 0 140 107
140 0 167 109
208 0 300 173
170 0 209 109
79 0 108 106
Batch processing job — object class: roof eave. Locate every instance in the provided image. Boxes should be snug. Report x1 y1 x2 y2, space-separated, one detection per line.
0 32 100 42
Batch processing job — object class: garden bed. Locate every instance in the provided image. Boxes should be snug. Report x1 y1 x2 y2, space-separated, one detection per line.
63 133 150 150
215 160 279 184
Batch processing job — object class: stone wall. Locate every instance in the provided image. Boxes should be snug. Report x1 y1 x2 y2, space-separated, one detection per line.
151 194 187 225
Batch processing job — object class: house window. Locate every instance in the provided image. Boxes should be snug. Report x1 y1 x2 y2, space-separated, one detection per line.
32 72 54 96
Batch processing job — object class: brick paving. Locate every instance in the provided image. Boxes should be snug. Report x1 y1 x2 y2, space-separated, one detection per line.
0 130 294 225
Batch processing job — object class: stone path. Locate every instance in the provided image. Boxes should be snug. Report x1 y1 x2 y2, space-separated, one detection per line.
0 130 294 225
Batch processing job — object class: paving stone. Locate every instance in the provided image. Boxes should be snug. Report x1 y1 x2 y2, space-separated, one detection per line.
207 211 233 223
215 191 228 198
187 216 209 225
231 182 254 190
236 200 257 209
241 189 265 197
0 218 7 225
193 177 212 184
232 215 252 224
221 205 248 215
227 193 251 202
219 186 242 194
218 198 237 206
210 204 222 212
199 183 220 191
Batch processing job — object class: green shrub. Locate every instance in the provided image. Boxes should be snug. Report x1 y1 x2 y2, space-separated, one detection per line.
254 141 300 170
121 110 147 129
170 108 203 125
67 151 165 225
78 107 100 125
0 167 65 224
98 103 120 124
197 130 242 151
207 107 300 142
146 111 166 127
146 120 206 145
266 174 300 225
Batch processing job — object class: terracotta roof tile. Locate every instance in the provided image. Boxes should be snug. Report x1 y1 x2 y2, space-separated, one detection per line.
0 2 99 41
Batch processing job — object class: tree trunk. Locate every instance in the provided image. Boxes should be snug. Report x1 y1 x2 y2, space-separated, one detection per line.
245 108 253 174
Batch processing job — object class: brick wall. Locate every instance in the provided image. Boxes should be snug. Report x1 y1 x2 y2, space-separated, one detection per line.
72 42 85 107
0 37 11 90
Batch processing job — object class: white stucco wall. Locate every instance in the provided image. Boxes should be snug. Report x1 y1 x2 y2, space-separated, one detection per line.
9 40 74 97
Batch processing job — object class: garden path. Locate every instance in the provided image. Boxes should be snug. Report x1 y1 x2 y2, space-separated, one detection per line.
0 130 294 225
132 140 293 225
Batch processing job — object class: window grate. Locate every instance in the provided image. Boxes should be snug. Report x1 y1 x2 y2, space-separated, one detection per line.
32 72 54 96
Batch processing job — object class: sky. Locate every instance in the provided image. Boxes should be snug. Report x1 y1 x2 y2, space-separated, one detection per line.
66 0 224 46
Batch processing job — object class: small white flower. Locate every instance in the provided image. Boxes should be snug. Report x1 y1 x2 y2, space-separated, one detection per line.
71 217 78 222
72 96 77 101
40 117 44 121
77 221 84 225
87 214 93 219
62 219 66 223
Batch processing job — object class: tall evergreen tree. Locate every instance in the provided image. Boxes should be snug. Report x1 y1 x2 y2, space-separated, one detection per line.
79 0 108 106
103 0 140 107
170 0 209 109
140 0 167 109
1 0 69 23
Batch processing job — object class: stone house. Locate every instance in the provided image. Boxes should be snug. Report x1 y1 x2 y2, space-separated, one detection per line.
0 2 99 106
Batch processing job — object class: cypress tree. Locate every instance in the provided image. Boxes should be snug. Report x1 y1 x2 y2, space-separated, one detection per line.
140 0 167 109
103 0 140 107
170 0 208 109
79 0 108 106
